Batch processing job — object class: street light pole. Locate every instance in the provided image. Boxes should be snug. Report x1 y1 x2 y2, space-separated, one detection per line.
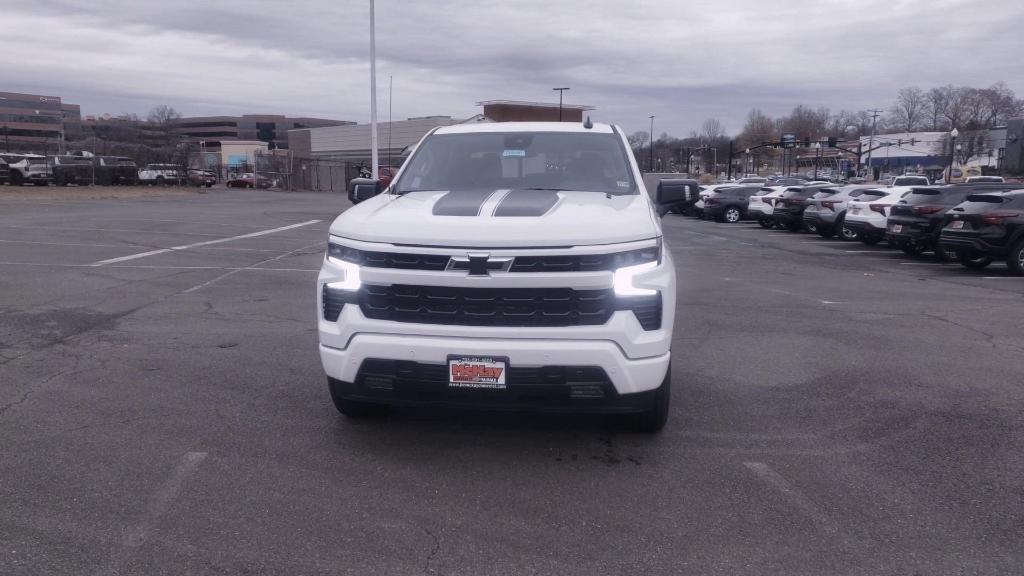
649 115 655 173
947 127 959 183
369 0 379 180
552 87 569 122
864 109 881 180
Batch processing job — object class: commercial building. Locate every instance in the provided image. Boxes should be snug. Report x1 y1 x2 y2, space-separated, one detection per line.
858 129 1010 179
287 100 596 191
0 91 80 153
176 114 353 150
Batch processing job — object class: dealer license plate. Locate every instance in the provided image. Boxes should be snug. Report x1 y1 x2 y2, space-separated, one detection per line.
890 224 903 233
950 220 964 229
448 356 507 390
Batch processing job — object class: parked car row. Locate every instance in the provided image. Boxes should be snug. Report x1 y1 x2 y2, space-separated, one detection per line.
0 153 218 188
657 178 1024 275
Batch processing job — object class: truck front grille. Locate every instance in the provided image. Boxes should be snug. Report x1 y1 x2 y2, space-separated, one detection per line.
360 284 615 327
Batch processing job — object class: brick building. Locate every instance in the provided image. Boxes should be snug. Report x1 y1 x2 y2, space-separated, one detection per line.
0 91 80 153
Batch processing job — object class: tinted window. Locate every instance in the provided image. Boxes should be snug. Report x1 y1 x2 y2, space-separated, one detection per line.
395 132 636 195
902 189 973 206
953 195 1011 213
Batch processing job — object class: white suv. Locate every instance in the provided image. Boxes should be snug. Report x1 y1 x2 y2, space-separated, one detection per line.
318 122 677 431
844 186 915 245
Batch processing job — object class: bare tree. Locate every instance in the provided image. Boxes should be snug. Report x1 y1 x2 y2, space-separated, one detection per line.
737 108 777 148
781 105 830 140
926 87 949 130
627 131 649 151
147 105 182 147
887 87 929 132
978 82 1024 127
701 118 725 142
147 105 182 128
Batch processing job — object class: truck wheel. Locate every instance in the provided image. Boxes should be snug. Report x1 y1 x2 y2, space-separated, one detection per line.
11 172 23 186
156 176 165 186
622 367 671 433
1006 240 1024 276
817 225 835 238
758 219 773 229
328 378 389 418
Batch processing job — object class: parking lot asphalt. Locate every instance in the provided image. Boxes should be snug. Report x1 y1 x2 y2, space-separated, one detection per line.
2 189 1022 575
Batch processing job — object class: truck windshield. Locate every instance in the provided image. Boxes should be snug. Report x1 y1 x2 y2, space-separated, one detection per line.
394 132 637 195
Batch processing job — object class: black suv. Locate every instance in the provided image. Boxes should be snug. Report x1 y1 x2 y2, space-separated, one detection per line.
887 184 1016 259
772 184 829 232
51 155 95 186
703 185 762 223
938 190 1024 274
93 156 138 185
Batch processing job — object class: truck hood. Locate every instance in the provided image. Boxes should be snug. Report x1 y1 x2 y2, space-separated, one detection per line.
330 189 660 247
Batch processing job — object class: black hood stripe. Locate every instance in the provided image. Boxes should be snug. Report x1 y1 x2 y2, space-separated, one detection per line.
431 189 498 216
493 189 560 217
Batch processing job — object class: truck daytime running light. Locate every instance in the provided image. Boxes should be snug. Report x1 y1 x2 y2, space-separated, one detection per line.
613 261 658 297
326 248 362 291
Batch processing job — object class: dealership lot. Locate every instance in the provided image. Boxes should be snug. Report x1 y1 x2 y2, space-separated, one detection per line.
2 189 1022 575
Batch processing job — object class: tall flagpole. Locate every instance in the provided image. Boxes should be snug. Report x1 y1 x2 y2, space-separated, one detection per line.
369 0 379 179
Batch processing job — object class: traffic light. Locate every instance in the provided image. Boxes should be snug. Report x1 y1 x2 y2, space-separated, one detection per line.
827 137 837 148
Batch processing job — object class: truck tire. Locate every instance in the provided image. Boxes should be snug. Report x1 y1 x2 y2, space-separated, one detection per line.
11 171 23 186
622 367 671 433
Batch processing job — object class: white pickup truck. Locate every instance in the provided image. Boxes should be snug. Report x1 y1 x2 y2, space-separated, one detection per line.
318 122 679 431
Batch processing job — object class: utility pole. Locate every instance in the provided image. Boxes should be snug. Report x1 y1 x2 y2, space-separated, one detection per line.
387 74 393 169
552 87 569 122
864 109 882 181
727 140 735 179
369 0 379 180
649 115 655 172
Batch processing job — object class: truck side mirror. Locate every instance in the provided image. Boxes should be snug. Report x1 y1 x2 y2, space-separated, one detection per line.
655 181 694 217
349 177 382 203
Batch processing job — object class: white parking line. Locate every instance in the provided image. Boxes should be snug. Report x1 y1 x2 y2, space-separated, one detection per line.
983 276 1024 280
91 220 320 266
743 462 835 532
94 452 207 576
0 238 283 253
0 261 318 272
182 240 325 293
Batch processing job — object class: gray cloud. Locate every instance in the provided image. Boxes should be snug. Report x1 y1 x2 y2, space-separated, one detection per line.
4 0 1023 135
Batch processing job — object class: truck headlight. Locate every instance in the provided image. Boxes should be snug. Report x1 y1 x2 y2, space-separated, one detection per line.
612 239 660 296
326 243 362 291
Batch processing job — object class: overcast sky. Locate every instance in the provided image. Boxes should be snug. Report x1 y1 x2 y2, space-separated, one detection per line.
3 0 1022 136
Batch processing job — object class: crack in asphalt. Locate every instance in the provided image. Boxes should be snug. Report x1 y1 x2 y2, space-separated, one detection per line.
423 527 441 574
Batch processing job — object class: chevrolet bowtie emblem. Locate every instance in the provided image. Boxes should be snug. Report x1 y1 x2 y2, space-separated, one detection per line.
446 253 514 276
